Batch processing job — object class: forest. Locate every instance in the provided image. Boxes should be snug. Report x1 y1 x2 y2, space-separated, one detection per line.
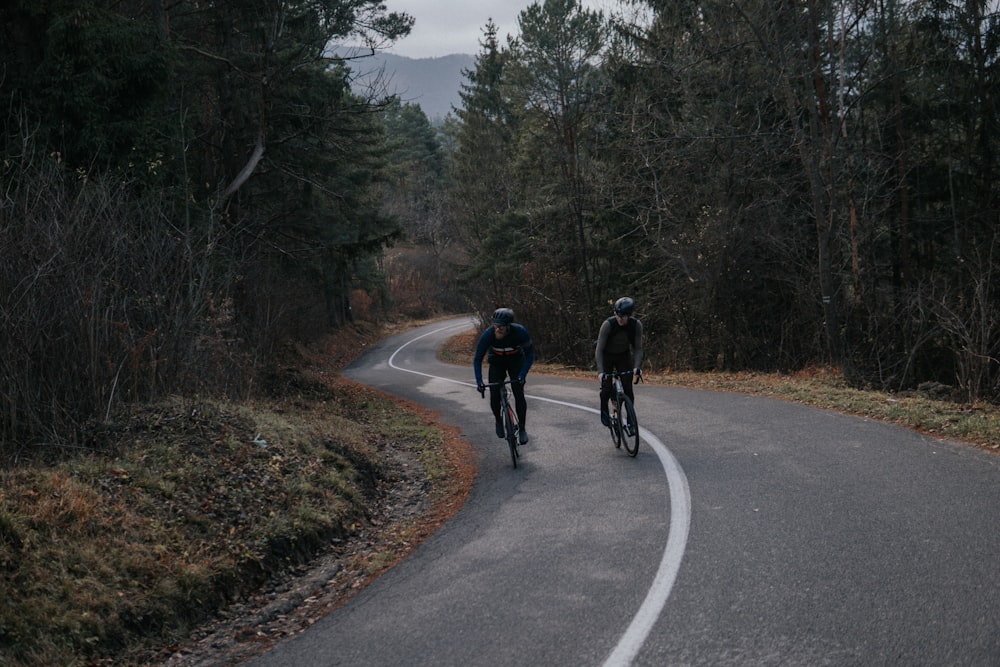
2 0 998 460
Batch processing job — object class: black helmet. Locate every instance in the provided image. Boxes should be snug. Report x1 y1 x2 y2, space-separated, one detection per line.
613 297 635 316
491 307 515 325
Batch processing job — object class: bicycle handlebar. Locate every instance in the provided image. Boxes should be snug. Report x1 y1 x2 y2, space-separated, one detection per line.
484 380 519 387
479 378 521 398
602 369 644 383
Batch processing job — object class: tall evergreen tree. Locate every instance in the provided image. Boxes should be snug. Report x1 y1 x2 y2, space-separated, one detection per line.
449 20 526 310
381 100 448 246
506 0 607 324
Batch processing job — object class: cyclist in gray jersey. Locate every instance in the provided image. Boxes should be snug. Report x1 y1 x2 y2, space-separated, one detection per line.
595 297 644 427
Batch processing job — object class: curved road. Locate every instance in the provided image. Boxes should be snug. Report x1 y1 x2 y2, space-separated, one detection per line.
252 317 1000 666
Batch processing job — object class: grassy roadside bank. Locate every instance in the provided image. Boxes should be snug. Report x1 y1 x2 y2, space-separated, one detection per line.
0 323 475 666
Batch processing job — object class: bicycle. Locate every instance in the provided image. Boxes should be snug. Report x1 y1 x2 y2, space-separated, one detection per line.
480 379 521 468
604 370 641 457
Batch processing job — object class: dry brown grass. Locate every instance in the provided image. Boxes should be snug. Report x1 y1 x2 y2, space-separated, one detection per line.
0 321 475 666
440 329 1000 452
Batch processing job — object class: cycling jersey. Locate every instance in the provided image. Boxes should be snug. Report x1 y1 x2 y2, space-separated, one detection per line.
595 316 644 374
473 323 535 386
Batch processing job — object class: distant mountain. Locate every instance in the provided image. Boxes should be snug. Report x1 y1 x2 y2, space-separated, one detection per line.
346 52 475 124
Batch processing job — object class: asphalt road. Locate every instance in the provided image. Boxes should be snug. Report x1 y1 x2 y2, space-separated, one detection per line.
251 317 1000 666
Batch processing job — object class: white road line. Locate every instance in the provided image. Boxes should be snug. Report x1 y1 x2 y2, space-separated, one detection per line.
600 422 691 666
385 319 691 666
387 319 476 376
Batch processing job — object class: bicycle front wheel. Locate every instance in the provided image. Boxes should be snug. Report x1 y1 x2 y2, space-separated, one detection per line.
504 404 519 468
609 402 623 449
621 396 639 457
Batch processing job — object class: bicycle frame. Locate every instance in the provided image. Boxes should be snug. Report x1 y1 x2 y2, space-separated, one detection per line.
604 370 640 457
485 380 520 468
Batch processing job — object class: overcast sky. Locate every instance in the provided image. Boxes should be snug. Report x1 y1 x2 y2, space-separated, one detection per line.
382 0 614 59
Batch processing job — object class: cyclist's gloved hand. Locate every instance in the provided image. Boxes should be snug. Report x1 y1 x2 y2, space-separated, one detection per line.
517 376 526 386
477 383 485 397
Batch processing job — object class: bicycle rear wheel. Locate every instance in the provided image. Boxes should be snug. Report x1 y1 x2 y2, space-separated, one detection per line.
504 404 519 468
620 396 639 457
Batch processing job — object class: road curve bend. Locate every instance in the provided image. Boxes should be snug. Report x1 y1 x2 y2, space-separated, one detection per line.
252 317 1000 667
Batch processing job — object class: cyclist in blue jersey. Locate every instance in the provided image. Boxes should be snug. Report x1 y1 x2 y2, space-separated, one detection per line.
596 297 644 427
474 307 535 445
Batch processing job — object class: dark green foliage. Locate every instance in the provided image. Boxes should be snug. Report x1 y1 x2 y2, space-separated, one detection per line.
445 0 999 400
381 100 448 244
1 2 171 172
450 2 610 349
0 0 415 455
